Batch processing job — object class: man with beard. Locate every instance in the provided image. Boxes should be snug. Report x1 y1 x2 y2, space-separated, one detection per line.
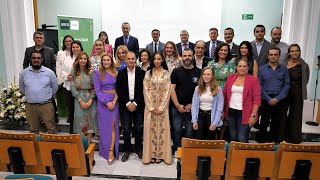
258 47 290 143
19 51 58 134
170 48 201 162
270 27 289 64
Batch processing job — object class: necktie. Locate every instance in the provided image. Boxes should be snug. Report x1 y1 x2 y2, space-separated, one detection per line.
210 42 216 58
154 42 157 53
124 37 128 46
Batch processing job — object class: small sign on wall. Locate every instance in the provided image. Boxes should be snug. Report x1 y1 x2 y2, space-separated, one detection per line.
242 14 254 20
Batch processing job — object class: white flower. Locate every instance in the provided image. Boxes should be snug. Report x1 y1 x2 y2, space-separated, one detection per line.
15 92 21 97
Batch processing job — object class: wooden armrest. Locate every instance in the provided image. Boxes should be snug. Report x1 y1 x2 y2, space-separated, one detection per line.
85 143 95 155
176 147 182 159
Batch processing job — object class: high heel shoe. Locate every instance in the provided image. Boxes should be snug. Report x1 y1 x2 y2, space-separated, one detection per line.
108 150 115 165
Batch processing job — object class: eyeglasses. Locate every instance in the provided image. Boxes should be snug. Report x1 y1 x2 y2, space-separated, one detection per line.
31 57 42 60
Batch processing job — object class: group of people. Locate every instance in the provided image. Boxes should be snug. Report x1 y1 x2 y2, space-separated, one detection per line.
19 22 309 166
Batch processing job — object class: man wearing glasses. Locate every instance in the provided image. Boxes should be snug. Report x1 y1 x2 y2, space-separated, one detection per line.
23 31 56 73
19 51 58 134
251 25 275 67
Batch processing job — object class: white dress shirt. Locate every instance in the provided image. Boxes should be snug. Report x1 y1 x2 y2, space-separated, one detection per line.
126 67 137 106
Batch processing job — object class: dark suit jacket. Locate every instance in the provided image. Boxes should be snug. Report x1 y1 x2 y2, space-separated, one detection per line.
116 67 145 112
204 40 224 58
23 46 56 73
192 56 212 69
114 35 139 58
251 39 276 67
230 43 239 58
176 42 195 56
146 41 165 56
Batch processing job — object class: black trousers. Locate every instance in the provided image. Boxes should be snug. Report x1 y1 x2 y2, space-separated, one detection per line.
259 97 287 143
63 88 75 134
194 109 222 140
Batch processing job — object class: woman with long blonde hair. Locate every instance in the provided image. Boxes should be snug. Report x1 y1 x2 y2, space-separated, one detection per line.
94 53 119 165
191 66 224 140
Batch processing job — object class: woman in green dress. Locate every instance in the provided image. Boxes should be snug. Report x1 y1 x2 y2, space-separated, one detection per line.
208 43 236 89
71 51 98 144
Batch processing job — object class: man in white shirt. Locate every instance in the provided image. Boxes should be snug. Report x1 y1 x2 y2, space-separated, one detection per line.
116 52 145 162
146 29 165 56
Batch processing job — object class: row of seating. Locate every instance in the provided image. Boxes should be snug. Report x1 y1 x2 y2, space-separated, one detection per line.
0 132 96 180
176 138 320 180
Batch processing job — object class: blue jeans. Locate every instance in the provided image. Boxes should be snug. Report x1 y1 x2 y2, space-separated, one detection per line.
227 108 250 142
171 106 193 151
122 109 143 153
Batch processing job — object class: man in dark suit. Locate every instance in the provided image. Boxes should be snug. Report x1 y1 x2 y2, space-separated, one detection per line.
23 31 56 73
176 30 195 56
205 27 224 58
114 22 139 58
193 40 212 69
224 27 239 58
251 24 276 67
146 29 165 56
116 51 145 162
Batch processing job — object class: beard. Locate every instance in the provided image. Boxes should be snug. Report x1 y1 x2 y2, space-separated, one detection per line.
32 64 41 69
183 58 192 66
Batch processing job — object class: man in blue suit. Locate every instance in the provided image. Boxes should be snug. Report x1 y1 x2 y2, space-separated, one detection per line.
114 22 140 58
176 30 195 56
146 29 165 57
204 27 224 58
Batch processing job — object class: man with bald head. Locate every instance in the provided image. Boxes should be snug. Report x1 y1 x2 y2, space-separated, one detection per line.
116 52 145 162
193 40 212 69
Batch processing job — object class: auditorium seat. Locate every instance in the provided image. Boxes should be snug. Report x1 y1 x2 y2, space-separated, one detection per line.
225 141 276 180
273 142 320 180
38 133 95 179
177 138 226 180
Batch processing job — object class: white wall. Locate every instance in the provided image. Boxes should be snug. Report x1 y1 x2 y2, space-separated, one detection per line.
37 0 101 39
221 0 283 44
102 0 222 47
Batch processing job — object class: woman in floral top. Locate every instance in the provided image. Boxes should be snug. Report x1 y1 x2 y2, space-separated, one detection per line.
208 43 236 89
91 39 105 70
163 41 181 74
71 52 97 144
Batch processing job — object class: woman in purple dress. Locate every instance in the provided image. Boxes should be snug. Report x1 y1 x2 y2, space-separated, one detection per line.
94 53 119 165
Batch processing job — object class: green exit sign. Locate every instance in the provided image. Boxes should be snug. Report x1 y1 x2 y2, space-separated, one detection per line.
242 14 254 20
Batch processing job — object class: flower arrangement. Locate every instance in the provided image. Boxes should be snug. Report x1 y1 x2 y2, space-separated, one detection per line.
0 79 26 129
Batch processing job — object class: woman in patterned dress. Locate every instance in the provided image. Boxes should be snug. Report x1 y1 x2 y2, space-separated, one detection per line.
142 52 172 164
71 52 97 144
208 43 236 89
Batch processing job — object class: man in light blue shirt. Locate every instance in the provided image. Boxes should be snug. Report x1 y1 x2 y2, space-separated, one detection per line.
19 51 58 134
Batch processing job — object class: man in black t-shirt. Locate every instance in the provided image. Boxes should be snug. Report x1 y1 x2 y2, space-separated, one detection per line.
171 48 201 156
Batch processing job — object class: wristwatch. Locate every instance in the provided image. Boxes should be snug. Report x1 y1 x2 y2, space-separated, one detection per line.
251 113 256 118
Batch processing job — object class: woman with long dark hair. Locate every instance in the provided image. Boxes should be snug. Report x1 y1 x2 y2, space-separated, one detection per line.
234 41 258 76
283 44 310 143
142 52 172 164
